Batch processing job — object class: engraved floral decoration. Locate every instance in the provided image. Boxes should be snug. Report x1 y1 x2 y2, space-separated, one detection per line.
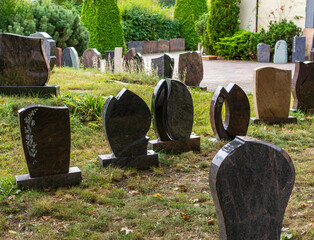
24 108 38 165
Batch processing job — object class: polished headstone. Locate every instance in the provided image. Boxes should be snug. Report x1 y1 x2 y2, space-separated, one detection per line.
274 40 288 64
178 52 203 87
210 83 250 141
253 67 295 123
142 41 158 54
114 47 123 74
257 43 270 62
157 39 170 53
18 105 71 178
103 89 152 157
128 41 143 53
124 50 144 72
209 136 295 240
105 51 115 70
55 47 62 67
169 38 185 52
61 47 79 69
82 48 102 68
151 53 174 78
0 33 50 86
152 79 193 141
292 37 306 63
292 61 314 112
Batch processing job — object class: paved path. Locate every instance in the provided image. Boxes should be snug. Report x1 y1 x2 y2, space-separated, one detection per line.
142 52 295 93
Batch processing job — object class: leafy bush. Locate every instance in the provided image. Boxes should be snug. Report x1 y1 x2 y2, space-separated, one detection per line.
204 0 241 54
0 0 19 30
195 12 210 40
158 0 176 7
0 0 89 56
81 0 124 55
121 5 179 42
174 0 208 50
56 0 82 15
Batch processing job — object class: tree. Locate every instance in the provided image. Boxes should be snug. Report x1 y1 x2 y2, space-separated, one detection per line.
81 0 124 56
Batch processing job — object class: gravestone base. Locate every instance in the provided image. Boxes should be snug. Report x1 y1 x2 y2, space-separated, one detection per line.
148 135 200 154
251 116 297 124
15 167 82 189
0 85 60 97
98 150 159 169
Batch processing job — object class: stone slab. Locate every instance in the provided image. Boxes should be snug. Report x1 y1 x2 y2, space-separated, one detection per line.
148 135 200 154
292 37 306 63
179 52 203 87
257 43 270 63
250 116 297 124
202 55 218 61
311 50 314 61
142 41 158 54
302 28 314 60
0 85 60 97
61 47 79 69
98 150 159 169
169 38 185 52
82 48 102 69
55 47 62 67
274 40 288 64
157 39 169 53
128 41 143 53
15 167 82 189
105 51 115 71
114 47 123 74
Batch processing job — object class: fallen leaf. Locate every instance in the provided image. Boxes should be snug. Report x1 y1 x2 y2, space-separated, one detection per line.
153 193 162 198
120 227 133 235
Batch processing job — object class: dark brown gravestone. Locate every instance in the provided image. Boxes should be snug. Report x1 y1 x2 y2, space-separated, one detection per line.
123 49 144 72
98 89 159 169
178 52 203 87
169 38 185 52
105 51 115 71
149 79 200 154
210 83 250 141
15 105 81 189
0 33 59 96
157 39 170 53
292 61 314 113
55 47 62 67
252 67 297 124
209 136 295 240
311 50 314 61
82 48 102 69
142 41 158 54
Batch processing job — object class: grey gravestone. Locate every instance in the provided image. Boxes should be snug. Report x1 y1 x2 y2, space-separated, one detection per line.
151 53 174 78
209 136 295 240
257 43 270 62
274 40 288 64
128 41 143 53
15 105 81 189
178 52 203 87
82 48 102 69
105 51 115 71
292 36 306 63
61 47 79 69
98 89 159 168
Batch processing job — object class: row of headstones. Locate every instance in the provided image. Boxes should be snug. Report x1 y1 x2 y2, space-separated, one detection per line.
15 79 296 240
128 38 185 54
257 37 306 63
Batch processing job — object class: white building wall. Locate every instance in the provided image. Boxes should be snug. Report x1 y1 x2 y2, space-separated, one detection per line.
239 0 257 32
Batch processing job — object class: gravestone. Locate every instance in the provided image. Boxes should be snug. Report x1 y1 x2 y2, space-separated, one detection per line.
274 40 288 64
82 48 102 69
61 47 79 69
114 47 123 74
128 41 143 53
149 79 200 154
0 33 59 96
105 51 115 71
178 52 203 87
292 36 306 63
311 49 314 61
142 41 158 54
151 53 174 78
257 43 270 62
157 39 170 53
123 48 144 72
292 61 314 113
15 105 81 189
29 32 57 70
209 136 295 240
210 83 250 141
98 89 159 168
55 47 62 67
252 67 296 124
169 38 185 52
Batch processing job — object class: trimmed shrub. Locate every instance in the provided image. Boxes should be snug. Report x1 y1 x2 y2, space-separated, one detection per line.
174 0 208 50
195 12 210 40
204 0 241 54
158 0 176 7
121 5 180 42
81 0 124 55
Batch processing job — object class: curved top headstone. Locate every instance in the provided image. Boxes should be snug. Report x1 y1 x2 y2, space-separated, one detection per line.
103 89 151 157
274 40 288 64
0 33 50 86
152 79 194 141
61 47 79 69
178 51 203 87
82 48 102 69
209 136 295 240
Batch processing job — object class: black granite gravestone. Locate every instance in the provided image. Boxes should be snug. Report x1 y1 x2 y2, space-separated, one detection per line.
0 33 59 96
149 79 200 153
209 136 295 240
128 41 143 53
105 51 115 71
61 47 79 69
151 53 174 78
82 48 102 69
292 37 306 63
210 83 250 141
15 105 81 189
98 89 159 168
257 43 270 62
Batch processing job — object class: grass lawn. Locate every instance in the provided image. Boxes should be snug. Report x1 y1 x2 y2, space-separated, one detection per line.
0 67 313 239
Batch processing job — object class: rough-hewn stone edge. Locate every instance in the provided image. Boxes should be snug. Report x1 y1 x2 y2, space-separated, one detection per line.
250 116 297 124
0 85 60 97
